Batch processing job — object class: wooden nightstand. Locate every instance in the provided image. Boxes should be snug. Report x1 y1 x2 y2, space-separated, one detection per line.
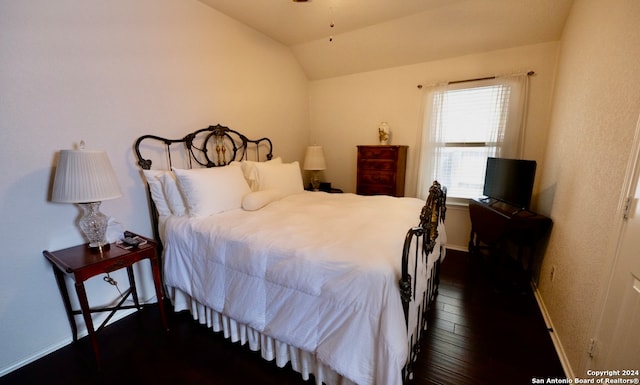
306 182 343 193
43 232 168 368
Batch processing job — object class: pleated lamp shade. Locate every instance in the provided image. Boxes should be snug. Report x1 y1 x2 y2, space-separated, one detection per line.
52 149 122 203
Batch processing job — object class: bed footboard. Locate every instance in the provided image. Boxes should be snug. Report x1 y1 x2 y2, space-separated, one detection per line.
400 181 446 382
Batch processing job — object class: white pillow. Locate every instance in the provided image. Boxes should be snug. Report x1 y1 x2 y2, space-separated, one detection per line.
253 161 304 196
142 170 171 217
242 189 284 211
159 172 187 216
173 163 251 217
241 157 282 191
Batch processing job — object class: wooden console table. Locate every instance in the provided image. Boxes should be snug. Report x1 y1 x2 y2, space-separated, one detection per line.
468 198 552 272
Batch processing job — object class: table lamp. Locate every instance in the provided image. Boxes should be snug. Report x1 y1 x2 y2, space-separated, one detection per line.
303 145 326 191
51 143 122 249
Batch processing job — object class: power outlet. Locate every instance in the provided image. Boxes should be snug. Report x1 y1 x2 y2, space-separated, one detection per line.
550 265 556 282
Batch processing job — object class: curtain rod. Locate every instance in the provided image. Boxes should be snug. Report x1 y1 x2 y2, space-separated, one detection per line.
417 70 535 89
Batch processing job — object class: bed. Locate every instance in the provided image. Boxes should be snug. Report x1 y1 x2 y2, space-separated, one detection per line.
134 125 447 385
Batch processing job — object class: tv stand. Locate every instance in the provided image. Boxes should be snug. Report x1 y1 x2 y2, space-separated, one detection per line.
468 197 552 273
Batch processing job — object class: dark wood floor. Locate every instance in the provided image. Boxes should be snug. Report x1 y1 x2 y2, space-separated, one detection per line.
0 250 565 385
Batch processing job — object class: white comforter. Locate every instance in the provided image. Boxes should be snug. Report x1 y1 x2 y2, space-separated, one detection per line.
161 191 442 385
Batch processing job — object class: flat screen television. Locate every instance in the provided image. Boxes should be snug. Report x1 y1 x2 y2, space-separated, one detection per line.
482 157 537 210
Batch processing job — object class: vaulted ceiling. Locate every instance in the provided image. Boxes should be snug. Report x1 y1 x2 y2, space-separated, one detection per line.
197 0 574 80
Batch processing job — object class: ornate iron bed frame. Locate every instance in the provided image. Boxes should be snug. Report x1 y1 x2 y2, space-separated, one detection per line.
134 124 446 385
400 180 446 380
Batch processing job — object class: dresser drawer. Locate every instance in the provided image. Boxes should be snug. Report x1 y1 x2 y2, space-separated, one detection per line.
357 184 395 196
358 170 396 185
357 146 401 160
357 159 397 171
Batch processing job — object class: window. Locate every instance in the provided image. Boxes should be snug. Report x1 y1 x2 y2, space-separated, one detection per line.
416 75 529 201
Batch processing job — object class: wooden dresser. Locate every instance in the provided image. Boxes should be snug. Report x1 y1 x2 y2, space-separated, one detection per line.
356 145 408 197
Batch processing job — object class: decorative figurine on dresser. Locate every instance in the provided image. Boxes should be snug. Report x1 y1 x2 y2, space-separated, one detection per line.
356 145 408 197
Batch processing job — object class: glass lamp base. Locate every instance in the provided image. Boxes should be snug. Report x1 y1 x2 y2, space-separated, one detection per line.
78 202 109 248
310 171 321 191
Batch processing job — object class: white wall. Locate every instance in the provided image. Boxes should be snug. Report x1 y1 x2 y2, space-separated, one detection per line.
0 0 308 374
308 42 560 250
5 0 637 378
537 0 640 376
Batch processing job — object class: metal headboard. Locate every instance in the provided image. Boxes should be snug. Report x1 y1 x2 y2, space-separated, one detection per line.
134 124 274 246
135 124 273 171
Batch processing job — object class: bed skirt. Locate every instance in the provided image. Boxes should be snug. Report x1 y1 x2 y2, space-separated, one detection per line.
167 287 357 385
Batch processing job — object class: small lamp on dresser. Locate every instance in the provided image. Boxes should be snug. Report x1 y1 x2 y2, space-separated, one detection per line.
303 145 327 191
51 142 122 250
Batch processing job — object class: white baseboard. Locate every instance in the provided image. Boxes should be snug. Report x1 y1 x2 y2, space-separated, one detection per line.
531 283 575 379
0 337 75 378
0 296 157 377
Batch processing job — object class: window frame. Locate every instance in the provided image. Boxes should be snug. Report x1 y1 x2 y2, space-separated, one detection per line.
416 75 529 202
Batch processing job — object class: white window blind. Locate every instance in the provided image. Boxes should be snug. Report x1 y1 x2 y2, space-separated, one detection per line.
416 74 529 201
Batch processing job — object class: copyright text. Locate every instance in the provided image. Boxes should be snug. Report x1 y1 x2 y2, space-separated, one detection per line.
531 370 639 384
